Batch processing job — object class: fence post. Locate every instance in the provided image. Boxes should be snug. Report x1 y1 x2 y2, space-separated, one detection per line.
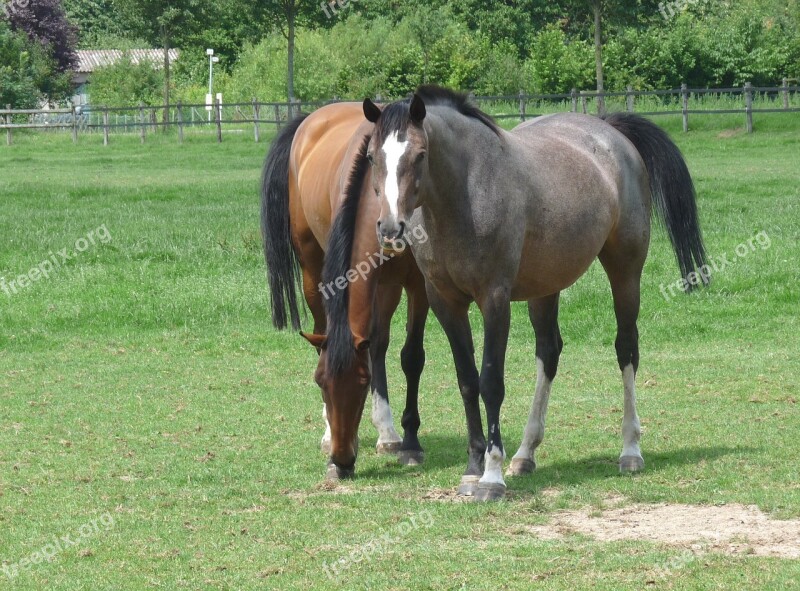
518 90 526 122
570 89 577 113
103 108 109 146
215 96 223 143
274 104 281 130
71 105 78 143
5 104 11 146
626 85 634 112
580 92 587 114
744 81 753 133
139 103 146 143
681 83 689 133
782 77 789 110
177 101 184 144
253 98 260 143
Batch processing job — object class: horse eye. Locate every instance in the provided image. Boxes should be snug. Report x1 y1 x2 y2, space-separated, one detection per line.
415 152 426 163
366 153 374 165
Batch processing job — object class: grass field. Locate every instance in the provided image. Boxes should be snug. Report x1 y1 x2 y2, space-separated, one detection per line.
1 114 799 590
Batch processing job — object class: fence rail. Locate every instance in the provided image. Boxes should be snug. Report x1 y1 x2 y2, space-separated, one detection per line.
2 79 799 146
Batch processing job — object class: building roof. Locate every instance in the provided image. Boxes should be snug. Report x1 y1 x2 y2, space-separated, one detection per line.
75 49 180 73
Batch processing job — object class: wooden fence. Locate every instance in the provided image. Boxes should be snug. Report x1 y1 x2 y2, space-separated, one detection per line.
2 79 798 146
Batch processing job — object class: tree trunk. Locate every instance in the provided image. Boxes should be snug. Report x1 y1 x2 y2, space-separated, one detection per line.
287 9 296 106
593 0 605 115
163 26 170 130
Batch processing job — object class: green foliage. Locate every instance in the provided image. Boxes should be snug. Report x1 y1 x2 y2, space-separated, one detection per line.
88 54 164 106
0 19 72 107
62 0 122 47
66 0 800 101
524 24 594 93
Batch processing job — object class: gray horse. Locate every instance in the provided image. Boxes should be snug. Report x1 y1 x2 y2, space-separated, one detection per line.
362 86 707 501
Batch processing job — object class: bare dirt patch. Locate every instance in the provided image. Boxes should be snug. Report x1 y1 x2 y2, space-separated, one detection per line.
526 501 800 558
717 128 745 138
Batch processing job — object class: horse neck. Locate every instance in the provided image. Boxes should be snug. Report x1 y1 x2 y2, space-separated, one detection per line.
343 189 383 341
421 108 500 210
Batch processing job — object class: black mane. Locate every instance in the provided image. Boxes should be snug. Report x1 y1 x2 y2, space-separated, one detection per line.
321 134 371 375
375 84 501 141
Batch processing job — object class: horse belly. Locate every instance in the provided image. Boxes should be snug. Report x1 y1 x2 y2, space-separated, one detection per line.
511 213 613 300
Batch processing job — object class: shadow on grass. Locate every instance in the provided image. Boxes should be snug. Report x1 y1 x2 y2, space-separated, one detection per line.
356 434 749 491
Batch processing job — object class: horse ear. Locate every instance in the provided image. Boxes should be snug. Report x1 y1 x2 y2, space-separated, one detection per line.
409 94 426 123
300 331 327 350
354 336 370 352
363 98 381 123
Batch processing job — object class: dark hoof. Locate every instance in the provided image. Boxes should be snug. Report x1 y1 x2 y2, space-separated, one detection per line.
398 450 424 466
321 439 331 455
456 475 480 497
376 440 402 455
474 482 506 502
326 463 354 480
506 458 536 476
619 455 644 473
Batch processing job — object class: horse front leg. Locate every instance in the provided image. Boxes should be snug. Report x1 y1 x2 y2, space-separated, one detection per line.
426 287 485 497
475 286 512 501
370 284 404 454
397 275 428 466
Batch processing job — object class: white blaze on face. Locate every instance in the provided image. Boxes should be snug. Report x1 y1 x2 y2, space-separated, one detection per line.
381 131 409 217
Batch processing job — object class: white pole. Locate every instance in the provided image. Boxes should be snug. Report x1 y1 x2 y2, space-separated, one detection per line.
207 48 214 123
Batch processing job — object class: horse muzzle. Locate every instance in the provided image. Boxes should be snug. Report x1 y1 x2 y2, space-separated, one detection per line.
377 219 407 254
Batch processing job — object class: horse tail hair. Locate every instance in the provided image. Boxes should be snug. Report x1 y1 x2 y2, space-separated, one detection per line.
261 114 308 330
602 112 709 288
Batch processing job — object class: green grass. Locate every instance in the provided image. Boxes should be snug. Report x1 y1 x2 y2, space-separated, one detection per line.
1 116 799 590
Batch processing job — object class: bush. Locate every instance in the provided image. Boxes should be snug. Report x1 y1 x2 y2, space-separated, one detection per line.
88 54 164 106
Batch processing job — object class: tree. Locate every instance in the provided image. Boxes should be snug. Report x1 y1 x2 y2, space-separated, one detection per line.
113 0 204 122
4 0 78 72
61 0 121 46
559 0 661 111
256 1 325 104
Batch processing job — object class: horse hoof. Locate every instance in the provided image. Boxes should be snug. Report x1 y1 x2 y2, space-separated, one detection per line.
326 463 354 480
398 450 424 466
321 440 331 455
456 475 480 497
376 441 402 455
506 458 536 476
474 482 506 502
619 455 644 473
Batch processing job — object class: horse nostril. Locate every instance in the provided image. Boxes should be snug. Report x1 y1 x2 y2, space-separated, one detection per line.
397 222 406 240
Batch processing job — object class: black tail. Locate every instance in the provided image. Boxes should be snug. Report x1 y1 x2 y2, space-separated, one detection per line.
602 112 709 288
261 115 308 330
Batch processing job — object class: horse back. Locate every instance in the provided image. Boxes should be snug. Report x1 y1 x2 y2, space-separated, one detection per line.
290 102 371 247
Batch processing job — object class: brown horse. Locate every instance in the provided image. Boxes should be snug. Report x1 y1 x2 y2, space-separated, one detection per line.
261 102 428 479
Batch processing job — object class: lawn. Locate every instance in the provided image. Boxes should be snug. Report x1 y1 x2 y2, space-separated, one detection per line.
1 115 799 590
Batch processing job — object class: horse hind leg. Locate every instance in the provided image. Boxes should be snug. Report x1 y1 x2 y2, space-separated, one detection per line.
599 249 645 473
508 293 562 476
297 238 332 455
